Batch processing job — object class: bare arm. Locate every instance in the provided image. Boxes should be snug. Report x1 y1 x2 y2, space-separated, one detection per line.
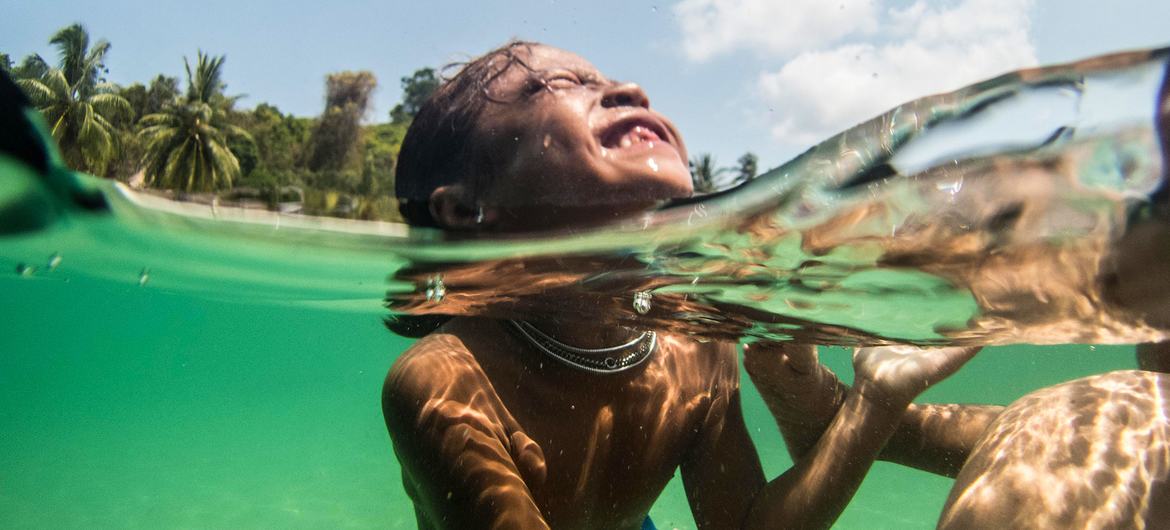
744 343 1000 478
382 345 549 530
686 345 979 529
882 402 1004 476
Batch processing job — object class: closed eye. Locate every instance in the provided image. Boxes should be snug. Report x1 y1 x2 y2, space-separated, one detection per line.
543 72 583 89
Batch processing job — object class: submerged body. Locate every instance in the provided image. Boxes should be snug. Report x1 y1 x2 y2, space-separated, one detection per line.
384 319 745 528
940 370 1170 529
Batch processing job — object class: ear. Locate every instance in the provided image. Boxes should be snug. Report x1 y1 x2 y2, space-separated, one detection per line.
429 184 498 230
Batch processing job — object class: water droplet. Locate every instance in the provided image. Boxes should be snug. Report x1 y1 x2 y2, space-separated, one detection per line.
872 72 879 78
651 5 657 12
47 253 62 270
570 404 575 410
15 263 35 277
1089 345 1097 351
138 268 150 286
633 291 653 314
425 274 447 302
647 157 659 172
936 177 963 195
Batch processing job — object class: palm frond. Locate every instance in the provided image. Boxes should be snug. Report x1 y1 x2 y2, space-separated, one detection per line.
89 92 132 121
15 77 54 104
50 24 90 88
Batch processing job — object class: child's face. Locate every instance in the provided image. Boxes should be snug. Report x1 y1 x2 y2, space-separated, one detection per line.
473 45 692 225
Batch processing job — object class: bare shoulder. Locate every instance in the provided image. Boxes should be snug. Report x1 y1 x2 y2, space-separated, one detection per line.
385 332 477 395
381 331 495 430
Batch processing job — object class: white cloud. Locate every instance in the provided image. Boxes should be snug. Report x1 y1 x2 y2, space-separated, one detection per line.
676 0 1039 146
674 0 879 61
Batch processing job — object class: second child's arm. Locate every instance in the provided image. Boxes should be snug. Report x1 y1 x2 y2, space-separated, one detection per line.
684 344 980 529
745 343 1001 477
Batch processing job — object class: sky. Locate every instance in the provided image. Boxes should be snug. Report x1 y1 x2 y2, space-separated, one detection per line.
3 0 1168 174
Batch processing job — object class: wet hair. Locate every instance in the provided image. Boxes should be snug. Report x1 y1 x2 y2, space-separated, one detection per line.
387 40 541 337
394 39 542 227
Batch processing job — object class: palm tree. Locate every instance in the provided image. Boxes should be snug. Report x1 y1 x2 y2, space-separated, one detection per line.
734 152 758 185
15 24 130 174
138 52 249 192
689 153 729 194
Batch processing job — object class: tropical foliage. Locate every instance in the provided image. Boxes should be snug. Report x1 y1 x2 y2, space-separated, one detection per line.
137 52 248 192
389 68 439 124
689 153 728 194
8 24 755 221
735 152 758 184
306 71 377 176
14 24 131 175
690 151 761 193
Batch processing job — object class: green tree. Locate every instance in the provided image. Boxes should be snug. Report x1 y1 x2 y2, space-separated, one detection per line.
305 70 377 191
138 51 249 192
15 24 131 174
689 153 728 194
360 121 407 196
0 53 11 74
246 104 311 176
389 67 438 124
734 152 758 185
121 75 180 119
102 76 178 180
12 54 50 80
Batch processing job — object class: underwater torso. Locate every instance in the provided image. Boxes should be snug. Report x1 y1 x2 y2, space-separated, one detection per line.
383 317 740 529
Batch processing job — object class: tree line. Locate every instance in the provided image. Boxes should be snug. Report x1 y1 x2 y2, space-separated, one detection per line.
3 24 755 222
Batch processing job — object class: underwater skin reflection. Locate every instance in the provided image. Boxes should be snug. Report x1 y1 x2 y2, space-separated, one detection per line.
939 369 1170 528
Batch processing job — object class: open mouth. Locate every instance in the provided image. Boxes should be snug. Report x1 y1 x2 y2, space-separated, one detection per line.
599 118 671 151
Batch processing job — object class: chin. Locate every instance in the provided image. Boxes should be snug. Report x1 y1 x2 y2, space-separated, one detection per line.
639 171 694 201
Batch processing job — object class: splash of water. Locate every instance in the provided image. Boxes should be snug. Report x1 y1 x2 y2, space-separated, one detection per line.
2 48 1168 345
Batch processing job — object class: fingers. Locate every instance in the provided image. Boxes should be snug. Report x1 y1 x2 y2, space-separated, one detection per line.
852 345 983 406
925 346 983 382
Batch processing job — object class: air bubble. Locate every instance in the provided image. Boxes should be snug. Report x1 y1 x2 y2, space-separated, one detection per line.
138 268 150 286
47 253 62 270
15 263 35 277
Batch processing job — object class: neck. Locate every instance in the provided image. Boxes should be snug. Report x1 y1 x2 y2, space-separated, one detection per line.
522 319 644 351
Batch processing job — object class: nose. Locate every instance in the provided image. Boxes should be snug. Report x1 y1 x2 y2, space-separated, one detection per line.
601 82 650 109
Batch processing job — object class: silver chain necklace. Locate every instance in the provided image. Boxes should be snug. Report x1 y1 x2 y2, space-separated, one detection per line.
507 320 657 374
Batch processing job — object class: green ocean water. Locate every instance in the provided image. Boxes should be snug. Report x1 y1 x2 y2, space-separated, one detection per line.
0 263 1136 528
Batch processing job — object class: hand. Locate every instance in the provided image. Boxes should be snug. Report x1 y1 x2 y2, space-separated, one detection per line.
743 342 848 458
852 345 981 411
